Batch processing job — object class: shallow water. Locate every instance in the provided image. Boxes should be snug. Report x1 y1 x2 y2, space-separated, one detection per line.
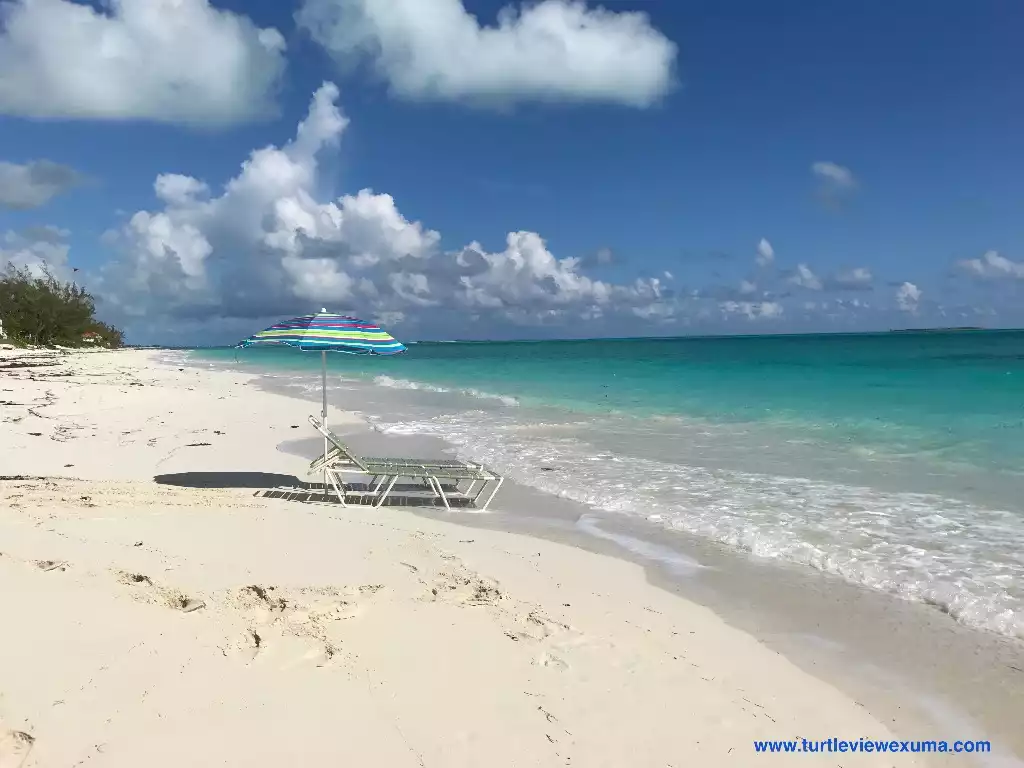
194 331 1024 639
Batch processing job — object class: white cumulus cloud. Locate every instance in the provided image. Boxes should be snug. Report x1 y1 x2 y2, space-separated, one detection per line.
896 281 922 313
95 83 670 337
755 237 774 266
827 266 873 290
788 263 822 291
1 227 72 279
957 250 1024 280
811 161 856 189
811 162 857 209
720 300 782 321
0 0 286 125
296 0 676 107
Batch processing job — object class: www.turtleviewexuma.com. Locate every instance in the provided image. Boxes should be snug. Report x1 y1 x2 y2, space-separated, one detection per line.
753 737 992 754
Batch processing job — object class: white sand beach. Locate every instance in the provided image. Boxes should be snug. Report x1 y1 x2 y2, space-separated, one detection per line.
0 349 947 766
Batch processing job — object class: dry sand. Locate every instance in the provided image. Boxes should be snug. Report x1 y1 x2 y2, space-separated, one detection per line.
0 349 935 766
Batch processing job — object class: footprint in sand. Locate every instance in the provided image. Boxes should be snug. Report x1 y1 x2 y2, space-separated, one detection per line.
221 627 262 661
115 571 204 612
232 584 372 625
282 586 382 638
225 585 291 637
288 647 341 670
506 611 584 662
422 570 504 607
222 584 383 670
234 584 289 611
35 559 68 573
300 584 382 618
534 651 569 670
221 626 341 670
517 611 567 641
292 597 362 624
0 729 35 768
421 565 585 672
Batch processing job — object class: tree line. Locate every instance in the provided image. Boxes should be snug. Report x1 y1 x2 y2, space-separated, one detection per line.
0 263 124 348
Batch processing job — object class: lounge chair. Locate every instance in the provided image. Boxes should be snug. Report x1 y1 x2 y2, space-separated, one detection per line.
307 415 504 511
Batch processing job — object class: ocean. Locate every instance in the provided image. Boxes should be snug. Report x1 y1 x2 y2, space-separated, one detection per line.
195 331 1024 640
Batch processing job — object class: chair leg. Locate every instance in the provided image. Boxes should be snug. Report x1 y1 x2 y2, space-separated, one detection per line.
326 470 347 507
374 476 399 509
370 475 384 495
479 477 504 512
471 480 487 505
430 476 452 511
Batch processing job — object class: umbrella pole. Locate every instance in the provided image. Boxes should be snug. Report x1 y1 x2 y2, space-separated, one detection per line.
322 350 328 496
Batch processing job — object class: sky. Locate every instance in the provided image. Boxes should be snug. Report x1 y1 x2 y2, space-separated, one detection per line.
0 0 1021 345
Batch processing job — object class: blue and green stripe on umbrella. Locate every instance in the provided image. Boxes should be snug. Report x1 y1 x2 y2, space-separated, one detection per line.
236 311 406 355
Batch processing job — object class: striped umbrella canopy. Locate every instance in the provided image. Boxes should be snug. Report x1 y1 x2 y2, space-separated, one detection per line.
236 310 406 355
235 310 406 489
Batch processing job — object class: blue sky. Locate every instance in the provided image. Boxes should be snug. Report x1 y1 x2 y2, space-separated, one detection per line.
0 0 1021 344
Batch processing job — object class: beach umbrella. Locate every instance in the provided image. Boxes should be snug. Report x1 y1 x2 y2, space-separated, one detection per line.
236 309 406 487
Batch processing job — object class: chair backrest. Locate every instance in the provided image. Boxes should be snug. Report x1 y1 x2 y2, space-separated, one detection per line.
307 415 371 472
308 444 344 473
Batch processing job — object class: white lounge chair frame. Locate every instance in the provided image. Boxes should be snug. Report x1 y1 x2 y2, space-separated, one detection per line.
307 415 504 511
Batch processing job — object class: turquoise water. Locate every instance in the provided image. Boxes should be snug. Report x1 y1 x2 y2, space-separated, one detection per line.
194 331 1024 639
212 331 1024 473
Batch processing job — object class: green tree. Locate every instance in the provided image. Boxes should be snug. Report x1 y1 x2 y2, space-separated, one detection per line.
85 320 125 349
0 263 124 347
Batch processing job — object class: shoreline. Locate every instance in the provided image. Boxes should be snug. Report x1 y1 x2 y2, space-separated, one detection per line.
0 348 1017 766
251 364 1024 762
213 342 1024 640
272 425 1024 764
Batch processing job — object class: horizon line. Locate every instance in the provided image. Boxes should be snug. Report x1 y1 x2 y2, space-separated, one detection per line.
135 325 1023 350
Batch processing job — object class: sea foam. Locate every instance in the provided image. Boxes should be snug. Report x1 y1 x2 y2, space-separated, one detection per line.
371 409 1024 640
374 375 520 407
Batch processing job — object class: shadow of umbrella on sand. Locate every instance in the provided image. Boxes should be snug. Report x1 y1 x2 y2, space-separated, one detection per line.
154 472 303 490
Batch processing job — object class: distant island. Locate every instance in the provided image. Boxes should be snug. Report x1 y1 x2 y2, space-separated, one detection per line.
888 327 984 333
